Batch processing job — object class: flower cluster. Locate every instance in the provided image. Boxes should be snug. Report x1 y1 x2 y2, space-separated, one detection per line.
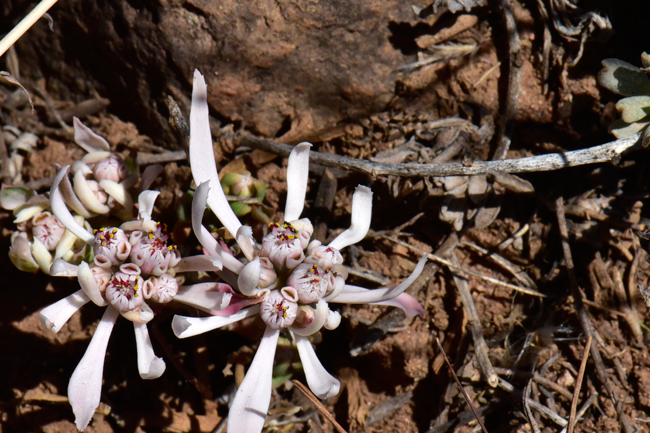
41 167 223 430
168 70 427 433
1 117 164 274
25 71 426 432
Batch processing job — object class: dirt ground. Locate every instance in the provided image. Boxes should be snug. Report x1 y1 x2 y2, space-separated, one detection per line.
2 1 650 432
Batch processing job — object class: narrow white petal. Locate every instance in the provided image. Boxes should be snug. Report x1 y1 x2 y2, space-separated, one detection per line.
331 255 427 304
284 142 312 221
174 255 223 273
172 305 260 338
99 179 133 210
189 70 242 239
328 185 373 250
192 182 216 252
228 327 280 433
13 203 46 223
73 117 111 153
40 289 90 333
138 190 160 222
31 238 53 274
173 283 232 312
73 170 110 214
68 306 119 431
236 225 256 261
50 258 79 277
372 293 425 318
290 299 329 336
58 173 93 219
295 335 340 398
54 225 82 260
50 166 94 244
140 164 163 191
238 258 261 296
133 322 166 379
78 261 108 307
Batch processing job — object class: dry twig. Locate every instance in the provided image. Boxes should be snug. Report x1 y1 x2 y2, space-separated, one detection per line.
436 337 489 433
292 380 347 433
567 335 592 433
237 132 641 178
0 0 58 57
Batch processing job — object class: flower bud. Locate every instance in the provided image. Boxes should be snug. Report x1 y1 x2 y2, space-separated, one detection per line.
105 270 145 312
260 290 298 329
144 273 179 304
32 211 66 251
93 227 131 266
92 154 128 182
258 257 277 288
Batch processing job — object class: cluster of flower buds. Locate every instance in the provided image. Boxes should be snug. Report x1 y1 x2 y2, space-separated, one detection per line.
2 117 165 275
40 168 225 431
221 171 273 222
1 185 85 273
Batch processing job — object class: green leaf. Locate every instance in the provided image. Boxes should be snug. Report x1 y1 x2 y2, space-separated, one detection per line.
616 96 650 123
598 58 650 97
229 201 252 216
609 118 649 139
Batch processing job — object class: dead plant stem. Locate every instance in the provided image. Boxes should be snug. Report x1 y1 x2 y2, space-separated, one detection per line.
292 380 347 433
236 132 640 178
0 0 58 58
567 335 592 433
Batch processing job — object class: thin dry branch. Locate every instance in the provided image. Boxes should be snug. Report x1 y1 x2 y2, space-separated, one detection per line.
567 335 592 433
0 0 58 57
292 380 347 433
236 132 641 178
436 337 489 433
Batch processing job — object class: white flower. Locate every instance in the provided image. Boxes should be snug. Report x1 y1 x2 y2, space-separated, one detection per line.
172 70 428 433
41 167 227 431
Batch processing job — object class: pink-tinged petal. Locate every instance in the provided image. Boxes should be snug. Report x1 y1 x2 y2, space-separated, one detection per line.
173 282 233 312
331 255 427 304
73 170 110 214
121 303 155 323
238 258 261 296
189 70 242 239
40 289 90 333
174 255 223 272
284 142 312 222
328 185 373 250
78 261 108 307
140 164 163 192
50 166 94 244
172 305 260 338
206 227 245 274
290 299 329 336
373 293 425 318
58 172 93 219
138 190 159 222
295 335 340 398
50 259 79 277
133 322 166 379
228 327 280 433
68 306 119 431
73 117 111 153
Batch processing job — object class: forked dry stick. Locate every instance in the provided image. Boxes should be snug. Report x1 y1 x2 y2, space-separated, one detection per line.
292 380 347 433
0 0 58 57
567 335 592 433
237 132 641 178
436 337 489 433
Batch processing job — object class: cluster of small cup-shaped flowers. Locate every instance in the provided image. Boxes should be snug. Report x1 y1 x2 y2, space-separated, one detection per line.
87 220 181 320
1 117 163 274
257 221 346 333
